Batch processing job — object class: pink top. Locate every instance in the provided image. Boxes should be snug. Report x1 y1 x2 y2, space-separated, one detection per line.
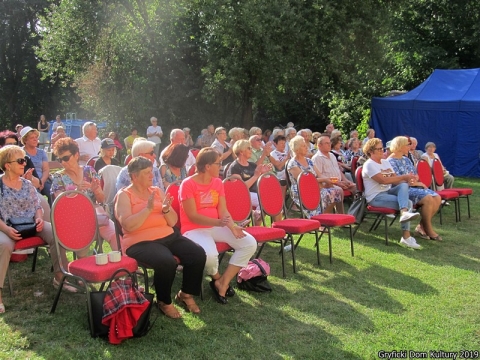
179 176 224 234
120 186 173 251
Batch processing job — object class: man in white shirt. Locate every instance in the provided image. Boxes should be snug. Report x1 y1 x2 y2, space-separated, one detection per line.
312 134 356 193
146 116 163 160
159 129 196 171
75 121 101 166
52 115 65 132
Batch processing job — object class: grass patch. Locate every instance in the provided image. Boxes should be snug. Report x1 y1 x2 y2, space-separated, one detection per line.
1 178 479 359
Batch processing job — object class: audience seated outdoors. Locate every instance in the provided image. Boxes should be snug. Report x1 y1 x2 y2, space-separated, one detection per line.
287 135 344 215
0 145 73 313
50 126 66 152
116 139 164 191
160 143 189 189
182 127 194 148
179 148 257 304
20 126 52 205
115 156 206 318
387 136 442 241
93 138 120 172
51 137 118 253
159 129 196 172
0 131 50 220
344 137 364 163
248 134 273 165
75 122 101 166
124 128 139 155
330 136 352 181
361 138 422 249
407 137 423 166
312 134 357 195
421 142 454 189
269 135 290 199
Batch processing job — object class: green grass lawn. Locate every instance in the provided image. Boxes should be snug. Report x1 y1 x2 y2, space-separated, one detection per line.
1 178 479 359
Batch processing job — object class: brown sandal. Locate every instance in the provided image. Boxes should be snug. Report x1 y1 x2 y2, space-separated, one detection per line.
175 292 201 314
158 301 182 319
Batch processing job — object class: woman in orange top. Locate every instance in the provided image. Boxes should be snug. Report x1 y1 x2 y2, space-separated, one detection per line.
115 157 206 318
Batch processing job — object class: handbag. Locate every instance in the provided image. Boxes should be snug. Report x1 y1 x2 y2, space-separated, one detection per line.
237 259 272 293
0 176 37 238
89 268 155 340
347 194 367 224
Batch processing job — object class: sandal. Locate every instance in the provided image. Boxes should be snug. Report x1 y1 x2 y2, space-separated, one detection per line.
429 235 443 241
0 303 5 314
415 225 430 240
158 301 182 319
53 278 78 293
175 292 201 314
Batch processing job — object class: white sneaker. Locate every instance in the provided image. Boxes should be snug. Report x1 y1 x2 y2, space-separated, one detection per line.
399 211 420 223
400 236 421 249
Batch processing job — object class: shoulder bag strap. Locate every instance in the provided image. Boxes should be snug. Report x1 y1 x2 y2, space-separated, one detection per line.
251 259 267 277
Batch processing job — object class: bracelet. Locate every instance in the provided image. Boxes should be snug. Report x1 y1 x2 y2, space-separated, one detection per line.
162 209 170 214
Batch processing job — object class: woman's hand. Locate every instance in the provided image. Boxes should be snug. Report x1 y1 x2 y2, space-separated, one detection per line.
6 227 22 241
35 218 44 233
90 178 101 193
230 224 246 239
77 180 92 192
219 215 231 227
162 193 173 213
23 168 34 181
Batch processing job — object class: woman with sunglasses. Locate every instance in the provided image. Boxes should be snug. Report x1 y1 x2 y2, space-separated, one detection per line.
51 137 118 253
0 145 75 313
179 148 256 304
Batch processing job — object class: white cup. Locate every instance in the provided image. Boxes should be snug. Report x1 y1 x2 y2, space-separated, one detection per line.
108 251 121 263
95 253 108 266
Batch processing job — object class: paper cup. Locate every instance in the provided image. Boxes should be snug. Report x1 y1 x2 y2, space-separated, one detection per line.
108 251 121 263
95 253 108 266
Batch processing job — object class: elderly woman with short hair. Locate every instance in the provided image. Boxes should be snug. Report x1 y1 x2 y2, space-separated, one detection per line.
211 127 235 166
421 142 454 189
182 128 194 148
388 136 442 241
287 135 343 215
116 157 206 317
160 144 189 189
0 146 74 313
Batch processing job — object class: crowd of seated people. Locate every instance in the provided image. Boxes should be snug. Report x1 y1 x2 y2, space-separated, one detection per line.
0 118 462 316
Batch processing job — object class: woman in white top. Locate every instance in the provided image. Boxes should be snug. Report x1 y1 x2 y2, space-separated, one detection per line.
421 142 454 189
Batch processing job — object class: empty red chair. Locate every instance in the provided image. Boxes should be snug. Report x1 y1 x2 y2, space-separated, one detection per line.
297 171 356 263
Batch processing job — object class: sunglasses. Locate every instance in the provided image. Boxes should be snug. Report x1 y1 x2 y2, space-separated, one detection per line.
8 157 27 165
58 154 74 163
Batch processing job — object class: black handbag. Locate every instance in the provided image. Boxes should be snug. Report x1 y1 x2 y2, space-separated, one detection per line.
89 268 155 339
237 259 272 293
347 194 367 224
0 176 37 238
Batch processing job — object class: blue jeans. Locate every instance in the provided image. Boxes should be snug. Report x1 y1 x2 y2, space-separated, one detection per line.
369 183 413 231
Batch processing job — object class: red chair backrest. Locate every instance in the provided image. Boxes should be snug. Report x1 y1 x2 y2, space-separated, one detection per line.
188 164 196 176
355 166 365 193
165 183 181 228
190 149 200 158
124 154 132 165
87 156 98 167
351 156 359 179
297 171 320 212
51 190 98 251
223 177 252 222
432 158 444 187
416 159 433 188
257 174 284 217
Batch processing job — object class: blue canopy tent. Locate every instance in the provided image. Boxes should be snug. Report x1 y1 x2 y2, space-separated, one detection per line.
370 68 480 177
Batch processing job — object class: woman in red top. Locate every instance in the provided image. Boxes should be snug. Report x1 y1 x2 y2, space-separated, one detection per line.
116 157 206 318
179 148 256 304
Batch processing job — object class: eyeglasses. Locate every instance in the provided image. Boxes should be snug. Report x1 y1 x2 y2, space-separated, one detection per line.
7 157 27 165
374 147 384 151
58 154 74 162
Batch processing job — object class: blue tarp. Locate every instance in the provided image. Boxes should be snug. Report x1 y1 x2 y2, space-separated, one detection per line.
48 119 107 139
370 68 480 177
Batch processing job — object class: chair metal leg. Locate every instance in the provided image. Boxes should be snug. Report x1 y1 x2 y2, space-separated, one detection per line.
349 225 354 257
467 196 471 218
327 229 333 264
315 231 322 266
50 275 66 314
384 216 389 245
290 235 297 273
31 248 39 272
280 239 286 278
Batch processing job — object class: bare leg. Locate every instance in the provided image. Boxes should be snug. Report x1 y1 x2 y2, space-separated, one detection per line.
214 264 241 297
418 195 441 237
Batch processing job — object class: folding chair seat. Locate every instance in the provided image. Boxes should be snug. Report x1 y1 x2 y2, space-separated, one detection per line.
432 158 471 219
223 177 287 276
6 236 47 296
355 167 400 245
297 171 355 264
257 174 319 274
50 190 138 336
417 159 459 224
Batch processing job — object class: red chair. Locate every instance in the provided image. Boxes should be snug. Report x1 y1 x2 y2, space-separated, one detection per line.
165 183 181 229
355 167 399 245
417 159 459 224
86 156 99 167
432 158 472 219
124 154 132 165
350 156 359 183
50 190 138 336
190 149 200 158
188 164 196 177
6 236 47 296
223 177 287 277
257 174 319 273
297 171 356 264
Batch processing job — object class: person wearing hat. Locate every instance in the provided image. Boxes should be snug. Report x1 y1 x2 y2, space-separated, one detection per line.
15 124 23 139
94 138 120 172
20 126 52 205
